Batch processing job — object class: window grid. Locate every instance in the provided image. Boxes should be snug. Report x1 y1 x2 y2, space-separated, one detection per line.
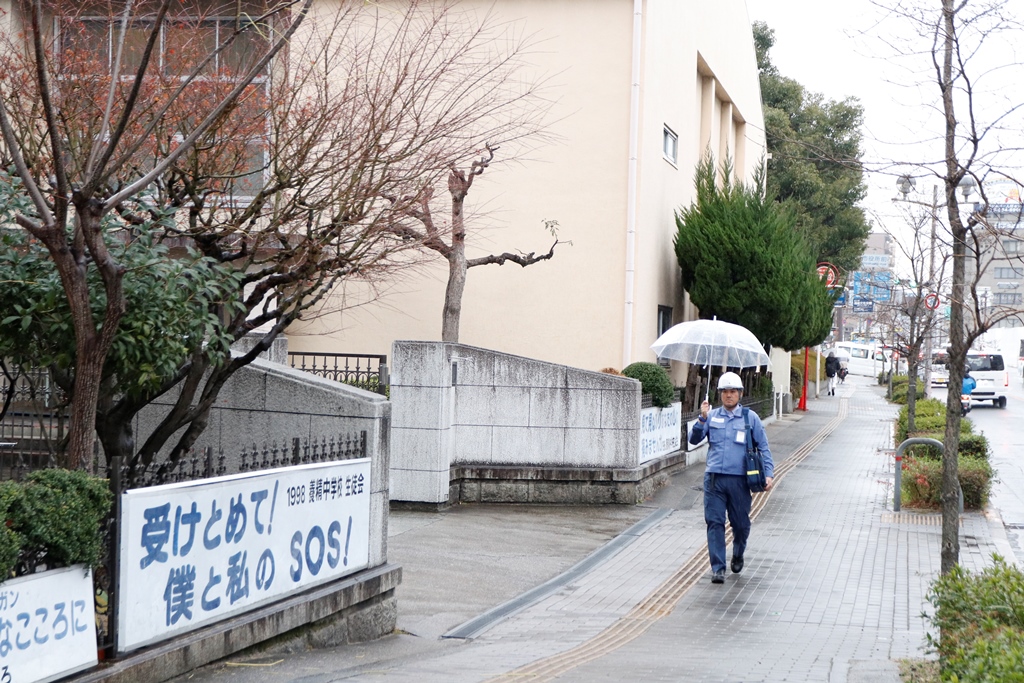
58 15 271 202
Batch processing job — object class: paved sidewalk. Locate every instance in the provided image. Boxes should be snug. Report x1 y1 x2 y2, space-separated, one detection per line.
171 376 1014 682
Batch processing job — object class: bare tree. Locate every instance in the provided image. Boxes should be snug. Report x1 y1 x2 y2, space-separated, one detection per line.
875 208 949 432
386 144 566 342
874 0 1024 573
0 0 555 469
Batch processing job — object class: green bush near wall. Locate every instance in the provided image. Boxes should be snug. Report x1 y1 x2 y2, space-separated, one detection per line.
0 469 112 580
623 362 675 408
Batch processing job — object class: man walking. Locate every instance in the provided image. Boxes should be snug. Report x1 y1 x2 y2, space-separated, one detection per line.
689 372 774 584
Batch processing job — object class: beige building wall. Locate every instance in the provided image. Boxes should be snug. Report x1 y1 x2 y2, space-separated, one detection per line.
288 0 765 374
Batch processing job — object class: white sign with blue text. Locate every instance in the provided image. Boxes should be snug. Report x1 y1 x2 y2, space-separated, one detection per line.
0 565 97 683
117 459 371 653
638 403 681 463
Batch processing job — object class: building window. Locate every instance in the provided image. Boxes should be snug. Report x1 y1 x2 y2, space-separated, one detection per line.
58 14 270 201
656 306 673 367
1002 239 1021 254
663 126 678 166
61 16 270 77
995 266 1024 279
993 293 1023 305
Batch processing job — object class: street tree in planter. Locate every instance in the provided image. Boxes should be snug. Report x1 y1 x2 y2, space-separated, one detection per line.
874 0 1024 574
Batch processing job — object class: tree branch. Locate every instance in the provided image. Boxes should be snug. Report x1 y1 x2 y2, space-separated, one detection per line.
466 239 568 268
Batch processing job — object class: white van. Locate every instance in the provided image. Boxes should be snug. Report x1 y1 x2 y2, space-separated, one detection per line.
966 352 1008 408
932 351 1008 408
829 342 891 377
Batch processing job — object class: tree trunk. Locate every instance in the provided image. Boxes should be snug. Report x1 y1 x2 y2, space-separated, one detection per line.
66 343 103 471
442 165 471 343
442 249 467 342
940 0 963 575
907 348 918 434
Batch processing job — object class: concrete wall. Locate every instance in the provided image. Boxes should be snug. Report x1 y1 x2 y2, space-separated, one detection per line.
133 351 391 568
390 341 642 504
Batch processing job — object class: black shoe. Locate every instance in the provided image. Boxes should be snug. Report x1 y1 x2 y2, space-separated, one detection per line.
731 556 744 573
711 570 725 584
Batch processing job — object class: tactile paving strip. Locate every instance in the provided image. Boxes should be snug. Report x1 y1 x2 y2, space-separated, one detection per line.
483 397 851 683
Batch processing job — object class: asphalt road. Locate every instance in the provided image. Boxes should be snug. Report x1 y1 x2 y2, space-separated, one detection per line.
928 369 1024 565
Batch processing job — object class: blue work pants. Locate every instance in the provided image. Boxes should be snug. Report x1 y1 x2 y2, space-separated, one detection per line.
703 472 752 573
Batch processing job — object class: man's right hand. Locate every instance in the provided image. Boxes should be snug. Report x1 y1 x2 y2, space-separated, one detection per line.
700 400 710 419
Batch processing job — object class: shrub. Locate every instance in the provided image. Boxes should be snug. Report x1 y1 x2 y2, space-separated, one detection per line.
0 482 22 579
790 349 825 381
896 398 973 444
889 374 926 404
925 557 1024 681
901 455 992 509
623 361 675 407
4 469 113 577
958 433 991 460
790 366 803 400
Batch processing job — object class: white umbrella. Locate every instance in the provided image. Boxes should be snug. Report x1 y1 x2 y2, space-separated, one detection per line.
650 318 770 401
651 319 770 368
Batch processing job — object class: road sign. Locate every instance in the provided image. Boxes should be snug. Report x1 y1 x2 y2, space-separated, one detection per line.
817 262 839 288
924 292 940 310
852 298 874 313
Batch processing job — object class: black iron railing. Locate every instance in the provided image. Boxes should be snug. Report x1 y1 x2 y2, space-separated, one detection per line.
0 364 68 460
288 352 388 396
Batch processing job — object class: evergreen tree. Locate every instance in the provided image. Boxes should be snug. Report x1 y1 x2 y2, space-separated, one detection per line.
753 21 871 274
675 156 834 350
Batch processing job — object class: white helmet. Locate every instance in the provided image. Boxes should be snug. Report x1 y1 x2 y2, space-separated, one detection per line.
718 372 744 391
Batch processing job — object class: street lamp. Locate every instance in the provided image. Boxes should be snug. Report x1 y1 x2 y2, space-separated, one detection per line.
893 175 976 393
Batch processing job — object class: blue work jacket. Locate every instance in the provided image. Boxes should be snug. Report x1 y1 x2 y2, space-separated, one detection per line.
689 406 774 478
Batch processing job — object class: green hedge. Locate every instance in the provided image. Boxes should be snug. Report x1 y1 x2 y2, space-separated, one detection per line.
889 374 926 404
623 362 675 408
0 469 112 580
896 398 973 444
926 557 1024 681
901 455 992 510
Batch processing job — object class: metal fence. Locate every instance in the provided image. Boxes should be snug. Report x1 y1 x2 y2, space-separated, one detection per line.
288 352 388 396
0 364 68 460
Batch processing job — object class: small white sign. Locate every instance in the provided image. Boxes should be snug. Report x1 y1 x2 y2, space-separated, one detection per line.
0 565 98 683
118 459 371 653
861 254 891 268
639 403 682 463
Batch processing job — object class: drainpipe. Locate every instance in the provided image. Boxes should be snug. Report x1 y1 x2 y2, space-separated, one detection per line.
622 0 643 368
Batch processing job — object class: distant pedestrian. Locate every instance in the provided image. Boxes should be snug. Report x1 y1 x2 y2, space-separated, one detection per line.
689 372 774 584
825 351 841 396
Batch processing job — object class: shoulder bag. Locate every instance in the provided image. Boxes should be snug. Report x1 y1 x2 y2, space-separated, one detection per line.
742 407 767 493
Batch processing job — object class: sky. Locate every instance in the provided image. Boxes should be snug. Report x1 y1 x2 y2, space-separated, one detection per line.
744 0 1024 275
